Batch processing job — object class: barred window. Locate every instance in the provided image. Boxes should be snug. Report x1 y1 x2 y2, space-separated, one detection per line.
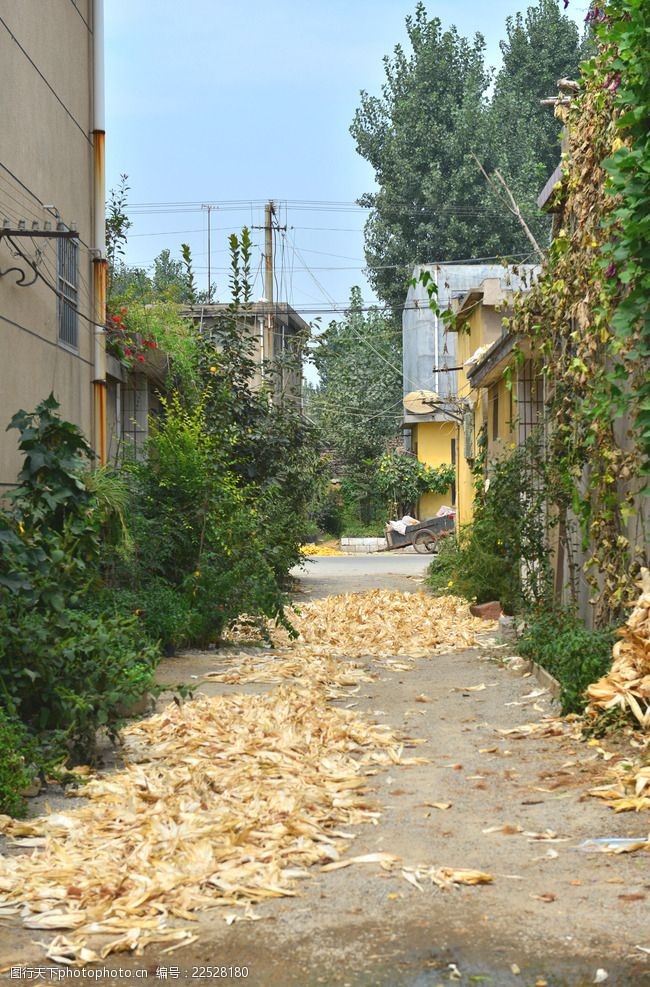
57 237 78 348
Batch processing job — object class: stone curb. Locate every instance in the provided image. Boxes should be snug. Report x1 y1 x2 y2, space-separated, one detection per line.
518 658 561 700
339 537 387 554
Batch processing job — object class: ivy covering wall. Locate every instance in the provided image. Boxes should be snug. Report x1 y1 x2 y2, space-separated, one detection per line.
507 0 648 625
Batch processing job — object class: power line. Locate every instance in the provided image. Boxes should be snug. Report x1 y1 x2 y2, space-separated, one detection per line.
0 165 93 252
0 312 93 366
124 197 547 220
68 0 91 30
0 15 92 146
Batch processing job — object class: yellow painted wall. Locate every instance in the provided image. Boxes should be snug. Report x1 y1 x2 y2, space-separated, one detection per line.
412 420 456 519
453 305 502 527
487 378 516 462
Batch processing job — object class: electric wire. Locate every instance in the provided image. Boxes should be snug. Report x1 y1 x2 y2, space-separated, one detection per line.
0 15 92 146
0 166 94 253
286 230 422 388
0 311 93 366
68 0 91 30
125 197 546 219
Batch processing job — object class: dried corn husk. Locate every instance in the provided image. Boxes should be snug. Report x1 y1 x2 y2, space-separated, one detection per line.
300 543 344 557
0 687 405 965
220 592 490 693
401 865 494 890
586 569 650 729
588 760 650 813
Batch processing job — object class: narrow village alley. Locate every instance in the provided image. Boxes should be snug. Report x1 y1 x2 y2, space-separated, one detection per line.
1 557 648 987
1 3 648 986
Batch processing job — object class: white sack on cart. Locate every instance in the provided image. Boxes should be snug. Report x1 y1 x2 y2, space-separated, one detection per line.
388 515 419 536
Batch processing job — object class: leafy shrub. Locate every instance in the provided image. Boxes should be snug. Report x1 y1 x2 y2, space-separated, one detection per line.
0 707 35 817
340 519 386 538
426 533 463 594
428 438 551 614
0 607 159 761
340 471 385 530
0 397 160 763
311 485 344 538
375 452 455 518
89 583 197 653
118 395 290 642
300 520 321 544
0 395 101 608
518 609 615 714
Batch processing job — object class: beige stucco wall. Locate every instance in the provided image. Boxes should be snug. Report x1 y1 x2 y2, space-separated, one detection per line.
0 0 95 486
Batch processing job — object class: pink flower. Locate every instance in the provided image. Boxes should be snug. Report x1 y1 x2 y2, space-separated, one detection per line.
137 354 145 363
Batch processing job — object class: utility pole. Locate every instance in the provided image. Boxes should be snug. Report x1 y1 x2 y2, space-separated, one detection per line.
202 204 213 302
264 200 275 304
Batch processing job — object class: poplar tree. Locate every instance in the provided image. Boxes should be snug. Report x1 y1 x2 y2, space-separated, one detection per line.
351 1 586 310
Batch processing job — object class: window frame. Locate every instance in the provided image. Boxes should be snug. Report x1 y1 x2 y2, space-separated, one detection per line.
57 236 79 350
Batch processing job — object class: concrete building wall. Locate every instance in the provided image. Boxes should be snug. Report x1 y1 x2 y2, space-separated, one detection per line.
0 1 96 486
402 265 533 400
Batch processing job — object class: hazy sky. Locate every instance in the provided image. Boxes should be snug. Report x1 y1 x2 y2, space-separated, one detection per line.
105 0 587 318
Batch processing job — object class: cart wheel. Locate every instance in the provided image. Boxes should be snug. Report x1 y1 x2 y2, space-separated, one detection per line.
413 530 437 553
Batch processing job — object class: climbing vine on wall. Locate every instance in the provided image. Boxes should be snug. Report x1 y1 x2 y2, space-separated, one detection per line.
507 1 648 626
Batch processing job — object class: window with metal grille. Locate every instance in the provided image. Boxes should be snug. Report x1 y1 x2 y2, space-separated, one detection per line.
57 237 78 348
517 359 545 445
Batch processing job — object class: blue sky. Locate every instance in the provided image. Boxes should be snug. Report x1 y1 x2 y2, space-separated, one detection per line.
105 0 587 319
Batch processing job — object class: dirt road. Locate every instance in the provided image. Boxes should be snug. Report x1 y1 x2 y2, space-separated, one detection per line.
1 558 649 986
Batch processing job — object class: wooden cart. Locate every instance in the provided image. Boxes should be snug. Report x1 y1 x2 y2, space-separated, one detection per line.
384 514 455 554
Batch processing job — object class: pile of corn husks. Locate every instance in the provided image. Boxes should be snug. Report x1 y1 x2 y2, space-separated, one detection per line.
300 542 344 557
225 590 490 660
586 568 650 729
0 591 491 966
213 591 490 695
0 687 414 965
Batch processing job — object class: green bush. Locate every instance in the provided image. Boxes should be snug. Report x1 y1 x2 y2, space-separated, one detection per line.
311 485 344 538
0 707 35 817
376 451 455 518
518 609 615 714
427 438 551 614
0 397 160 763
118 396 290 641
89 583 197 652
340 519 386 538
426 533 463 594
0 607 159 761
340 472 385 529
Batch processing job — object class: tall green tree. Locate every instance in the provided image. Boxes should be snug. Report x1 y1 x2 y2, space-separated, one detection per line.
310 287 402 467
486 0 587 250
351 1 586 309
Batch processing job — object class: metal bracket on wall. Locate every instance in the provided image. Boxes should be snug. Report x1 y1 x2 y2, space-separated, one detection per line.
0 227 78 287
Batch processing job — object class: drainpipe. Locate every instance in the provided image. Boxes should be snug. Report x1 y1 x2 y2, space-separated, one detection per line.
92 0 107 464
433 265 440 396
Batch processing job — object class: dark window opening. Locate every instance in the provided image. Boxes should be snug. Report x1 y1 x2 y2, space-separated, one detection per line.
450 437 456 506
57 237 78 349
